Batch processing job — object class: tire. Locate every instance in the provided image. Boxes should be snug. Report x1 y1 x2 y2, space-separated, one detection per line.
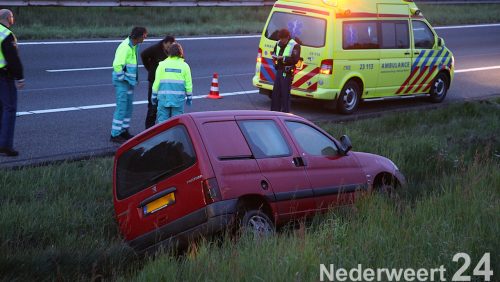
240 210 275 237
337 80 361 114
429 72 449 103
375 175 399 200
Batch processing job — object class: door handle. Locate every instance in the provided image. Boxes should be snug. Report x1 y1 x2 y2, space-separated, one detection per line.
404 52 410 55
414 52 420 55
293 157 307 167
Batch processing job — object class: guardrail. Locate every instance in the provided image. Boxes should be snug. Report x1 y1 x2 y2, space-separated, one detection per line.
1 0 275 6
1 0 498 6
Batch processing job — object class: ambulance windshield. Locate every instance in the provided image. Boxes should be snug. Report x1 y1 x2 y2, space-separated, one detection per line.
265 12 326 48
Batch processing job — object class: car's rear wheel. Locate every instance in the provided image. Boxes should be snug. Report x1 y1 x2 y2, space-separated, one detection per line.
337 80 361 114
240 210 275 237
429 72 449 103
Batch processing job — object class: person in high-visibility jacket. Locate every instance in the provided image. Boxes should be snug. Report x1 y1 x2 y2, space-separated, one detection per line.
151 42 193 123
110 26 147 143
271 28 301 113
0 9 24 157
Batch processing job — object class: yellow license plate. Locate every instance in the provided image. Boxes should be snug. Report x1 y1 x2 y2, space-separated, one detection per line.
143 192 175 215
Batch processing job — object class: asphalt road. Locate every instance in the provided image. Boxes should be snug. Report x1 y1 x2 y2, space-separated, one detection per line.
2 24 500 168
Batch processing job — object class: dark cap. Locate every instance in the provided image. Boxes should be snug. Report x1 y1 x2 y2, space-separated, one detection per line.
278 28 291 39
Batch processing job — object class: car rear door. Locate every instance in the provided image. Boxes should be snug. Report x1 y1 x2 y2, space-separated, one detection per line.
235 116 314 221
283 120 368 210
198 118 274 201
114 120 206 241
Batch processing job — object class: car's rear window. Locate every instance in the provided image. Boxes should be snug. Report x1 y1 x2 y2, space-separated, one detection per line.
265 12 326 48
116 125 196 200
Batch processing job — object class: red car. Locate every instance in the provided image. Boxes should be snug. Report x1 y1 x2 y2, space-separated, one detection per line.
113 110 405 252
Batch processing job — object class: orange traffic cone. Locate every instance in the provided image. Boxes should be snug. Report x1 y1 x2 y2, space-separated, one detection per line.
207 73 222 99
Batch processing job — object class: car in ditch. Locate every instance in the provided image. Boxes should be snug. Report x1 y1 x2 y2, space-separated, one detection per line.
113 110 405 253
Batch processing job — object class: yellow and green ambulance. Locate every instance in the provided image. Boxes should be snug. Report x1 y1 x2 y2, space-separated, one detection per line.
253 0 454 114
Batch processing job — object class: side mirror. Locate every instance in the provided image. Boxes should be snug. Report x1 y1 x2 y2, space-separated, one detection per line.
339 135 352 155
438 37 445 47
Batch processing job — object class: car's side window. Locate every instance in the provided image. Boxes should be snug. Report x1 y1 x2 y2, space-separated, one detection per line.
238 120 291 158
203 121 253 160
285 121 338 157
116 125 196 200
412 20 435 49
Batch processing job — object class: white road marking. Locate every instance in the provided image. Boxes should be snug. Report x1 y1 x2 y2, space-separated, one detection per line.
434 23 500 30
16 64 500 116
16 90 259 117
19 35 261 46
455 65 500 73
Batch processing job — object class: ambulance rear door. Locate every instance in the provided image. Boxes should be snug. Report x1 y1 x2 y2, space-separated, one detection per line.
261 7 329 94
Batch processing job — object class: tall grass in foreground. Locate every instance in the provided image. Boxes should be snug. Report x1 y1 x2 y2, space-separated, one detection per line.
5 4 500 40
0 100 499 280
131 156 499 281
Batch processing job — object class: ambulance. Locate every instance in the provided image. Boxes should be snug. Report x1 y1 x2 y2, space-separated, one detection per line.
252 0 454 114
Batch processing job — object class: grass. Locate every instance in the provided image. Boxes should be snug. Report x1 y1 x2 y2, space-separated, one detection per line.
0 100 499 281
4 4 500 40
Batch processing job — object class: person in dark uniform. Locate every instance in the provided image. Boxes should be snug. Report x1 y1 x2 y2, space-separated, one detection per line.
0 9 24 157
271 29 301 113
141 35 175 129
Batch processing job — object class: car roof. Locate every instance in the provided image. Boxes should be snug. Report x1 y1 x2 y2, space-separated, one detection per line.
183 110 304 121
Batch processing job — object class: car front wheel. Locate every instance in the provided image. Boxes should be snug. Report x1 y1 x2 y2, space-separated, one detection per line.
429 72 449 103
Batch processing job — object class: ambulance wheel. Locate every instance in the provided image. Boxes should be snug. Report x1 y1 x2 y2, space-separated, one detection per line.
337 81 361 114
429 72 449 103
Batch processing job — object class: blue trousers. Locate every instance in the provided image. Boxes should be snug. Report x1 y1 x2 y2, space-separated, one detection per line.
156 103 184 124
271 71 292 113
0 77 17 149
111 80 134 137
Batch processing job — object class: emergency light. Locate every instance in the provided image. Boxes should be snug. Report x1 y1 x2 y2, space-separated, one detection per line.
322 0 338 6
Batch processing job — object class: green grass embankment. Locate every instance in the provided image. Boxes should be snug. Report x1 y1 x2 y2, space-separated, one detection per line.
0 100 499 280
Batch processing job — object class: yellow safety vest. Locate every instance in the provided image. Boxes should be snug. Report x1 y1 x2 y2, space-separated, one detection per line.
0 24 14 69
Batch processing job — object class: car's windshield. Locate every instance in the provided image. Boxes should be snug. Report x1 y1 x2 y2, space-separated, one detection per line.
265 12 326 48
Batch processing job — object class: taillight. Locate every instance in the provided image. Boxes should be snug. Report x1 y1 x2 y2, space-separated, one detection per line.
320 59 333 75
202 178 222 204
256 48 262 63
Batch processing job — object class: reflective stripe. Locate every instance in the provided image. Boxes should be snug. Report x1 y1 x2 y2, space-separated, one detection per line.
112 125 122 130
0 30 9 39
210 86 218 91
113 119 123 124
160 79 184 84
0 59 5 65
186 92 193 96
126 64 136 69
125 72 137 78
115 71 124 75
124 118 130 122
158 90 186 95
165 68 182 73
127 91 133 95
123 124 130 128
